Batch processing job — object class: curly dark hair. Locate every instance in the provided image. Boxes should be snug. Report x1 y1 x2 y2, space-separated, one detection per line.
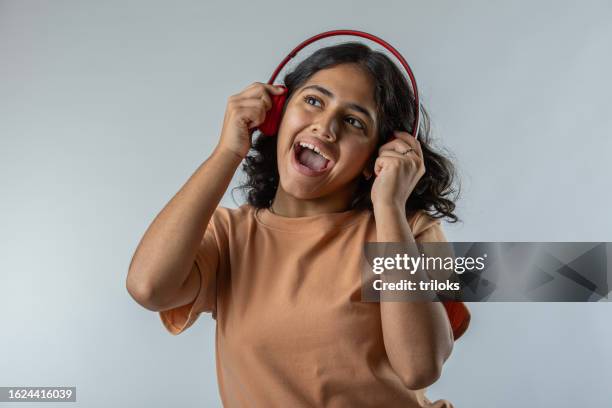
231 42 461 223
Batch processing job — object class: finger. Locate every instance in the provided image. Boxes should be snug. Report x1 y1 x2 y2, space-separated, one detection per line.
392 131 423 159
253 82 286 94
234 94 273 112
374 151 423 177
264 83 287 95
374 156 402 176
378 138 412 155
239 107 266 129
234 102 267 127
391 130 419 143
244 82 286 98
258 92 273 111
378 148 423 166
240 87 284 113
413 138 423 158
237 96 271 114
377 150 422 167
378 149 414 159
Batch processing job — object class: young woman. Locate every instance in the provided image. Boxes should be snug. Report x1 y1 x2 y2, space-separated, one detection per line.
127 42 470 407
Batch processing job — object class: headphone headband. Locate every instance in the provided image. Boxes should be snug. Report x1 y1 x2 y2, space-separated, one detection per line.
267 29 421 139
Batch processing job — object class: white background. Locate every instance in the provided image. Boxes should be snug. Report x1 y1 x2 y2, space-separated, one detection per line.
1 1 611 406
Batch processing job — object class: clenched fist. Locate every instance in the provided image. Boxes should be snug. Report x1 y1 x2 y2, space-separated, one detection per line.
217 82 286 159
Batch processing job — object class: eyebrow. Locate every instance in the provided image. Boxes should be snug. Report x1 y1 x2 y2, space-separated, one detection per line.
301 85 375 125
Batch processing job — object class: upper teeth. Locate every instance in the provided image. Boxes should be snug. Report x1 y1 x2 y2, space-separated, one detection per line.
298 142 331 161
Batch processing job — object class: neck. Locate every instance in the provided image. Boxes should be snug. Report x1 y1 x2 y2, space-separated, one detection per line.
270 181 359 218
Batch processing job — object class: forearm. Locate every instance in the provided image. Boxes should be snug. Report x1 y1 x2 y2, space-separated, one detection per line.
374 204 454 390
126 144 242 306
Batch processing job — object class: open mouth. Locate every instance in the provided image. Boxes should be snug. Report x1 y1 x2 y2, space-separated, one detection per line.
292 142 335 176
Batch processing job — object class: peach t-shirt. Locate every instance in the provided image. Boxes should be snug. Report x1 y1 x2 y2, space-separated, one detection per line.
159 204 470 407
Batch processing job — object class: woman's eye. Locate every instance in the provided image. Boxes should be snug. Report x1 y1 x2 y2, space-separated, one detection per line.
345 117 365 131
304 95 366 132
304 96 322 107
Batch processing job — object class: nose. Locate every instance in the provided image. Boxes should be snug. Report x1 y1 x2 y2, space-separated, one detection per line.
311 111 338 142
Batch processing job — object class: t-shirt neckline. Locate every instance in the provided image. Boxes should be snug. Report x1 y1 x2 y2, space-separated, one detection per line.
254 206 369 232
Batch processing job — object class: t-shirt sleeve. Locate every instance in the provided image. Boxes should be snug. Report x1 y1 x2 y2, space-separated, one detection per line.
158 209 222 335
412 211 471 341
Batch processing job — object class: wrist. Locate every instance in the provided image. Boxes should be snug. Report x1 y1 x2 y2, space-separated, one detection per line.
373 202 405 217
214 144 245 165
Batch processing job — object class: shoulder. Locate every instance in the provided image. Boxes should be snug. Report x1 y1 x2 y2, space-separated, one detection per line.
210 204 251 220
209 204 260 231
407 209 446 242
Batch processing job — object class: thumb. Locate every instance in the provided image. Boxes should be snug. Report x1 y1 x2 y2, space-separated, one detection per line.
272 85 287 94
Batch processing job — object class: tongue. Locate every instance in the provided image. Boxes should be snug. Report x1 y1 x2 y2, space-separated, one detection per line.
298 148 328 171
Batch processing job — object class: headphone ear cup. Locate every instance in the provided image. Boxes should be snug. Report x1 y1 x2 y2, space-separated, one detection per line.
258 86 287 136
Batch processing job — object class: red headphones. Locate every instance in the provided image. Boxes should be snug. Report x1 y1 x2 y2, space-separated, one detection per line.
255 29 421 141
